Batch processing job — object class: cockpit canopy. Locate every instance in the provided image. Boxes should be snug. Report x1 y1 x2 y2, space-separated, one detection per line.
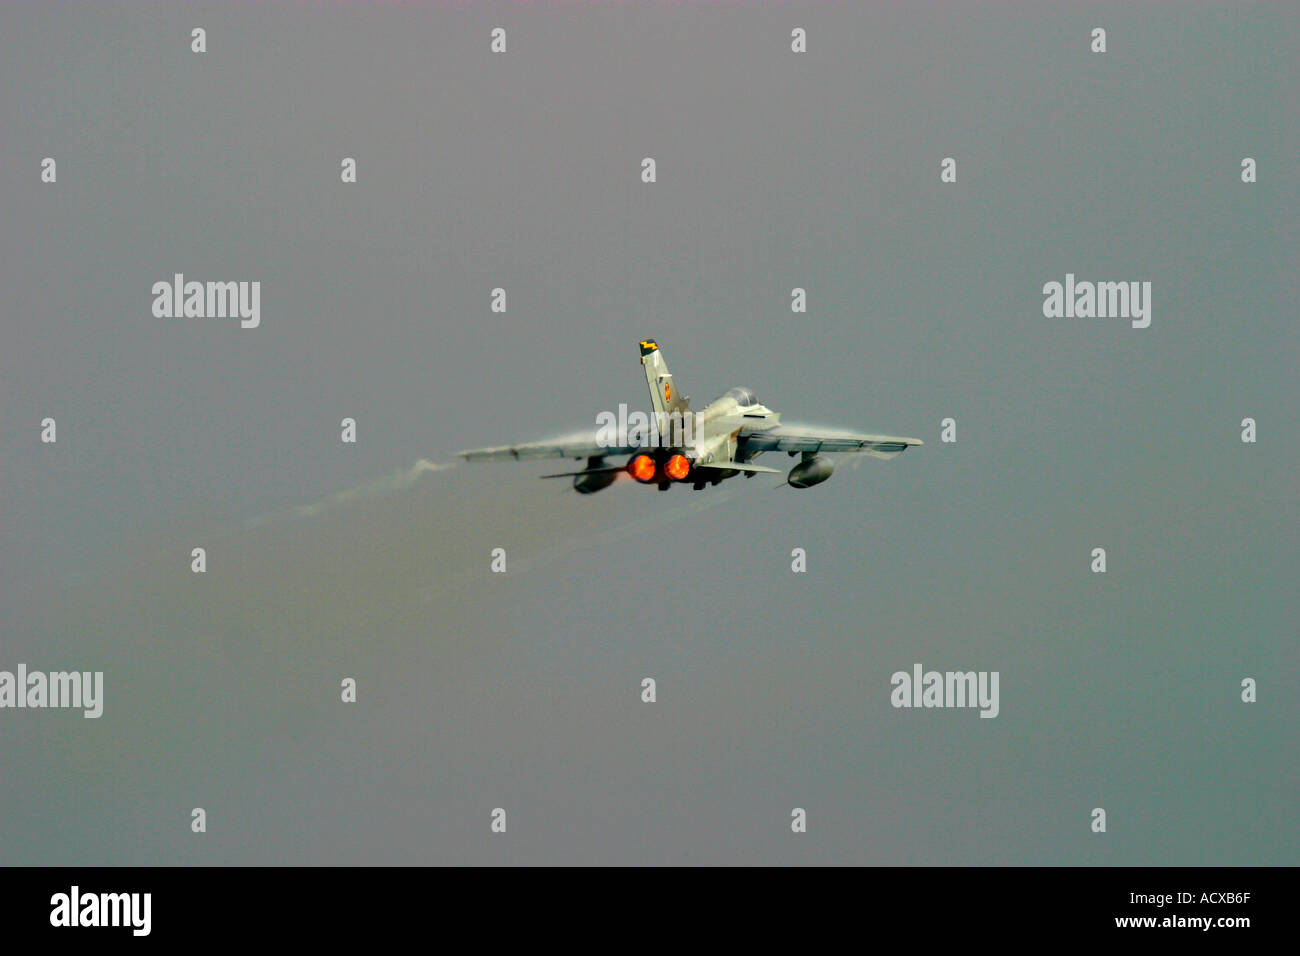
725 387 758 407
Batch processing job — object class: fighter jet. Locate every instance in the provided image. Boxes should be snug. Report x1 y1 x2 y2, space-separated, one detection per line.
458 340 923 492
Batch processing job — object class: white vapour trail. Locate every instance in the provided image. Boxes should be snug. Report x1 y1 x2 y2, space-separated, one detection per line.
240 459 456 530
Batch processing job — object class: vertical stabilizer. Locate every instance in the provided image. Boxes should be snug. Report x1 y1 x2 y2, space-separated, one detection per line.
639 340 691 440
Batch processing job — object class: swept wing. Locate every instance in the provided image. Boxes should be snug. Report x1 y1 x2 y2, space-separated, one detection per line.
740 424 923 460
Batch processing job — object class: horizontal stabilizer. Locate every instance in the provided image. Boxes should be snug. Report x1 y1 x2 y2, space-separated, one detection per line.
693 461 781 474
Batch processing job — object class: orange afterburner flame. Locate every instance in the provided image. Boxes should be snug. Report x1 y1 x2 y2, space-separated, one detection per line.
629 454 657 483
665 454 691 480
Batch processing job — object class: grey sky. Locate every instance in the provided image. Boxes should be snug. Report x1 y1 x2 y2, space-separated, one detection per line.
1 2 1296 865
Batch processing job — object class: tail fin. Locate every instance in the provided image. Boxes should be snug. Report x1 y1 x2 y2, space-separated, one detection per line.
639 341 690 438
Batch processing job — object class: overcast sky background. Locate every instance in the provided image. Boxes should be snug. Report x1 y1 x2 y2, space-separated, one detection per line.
1 1 1296 865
